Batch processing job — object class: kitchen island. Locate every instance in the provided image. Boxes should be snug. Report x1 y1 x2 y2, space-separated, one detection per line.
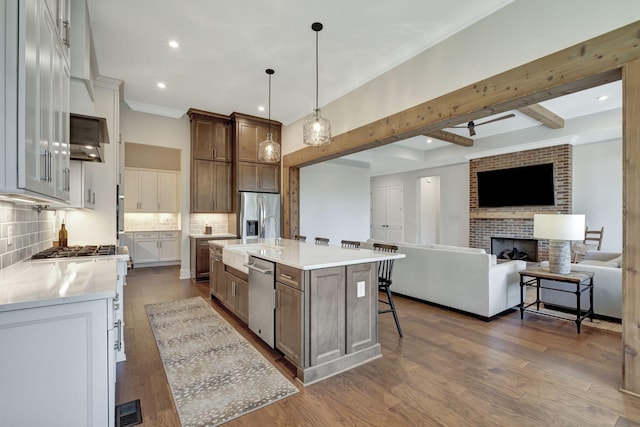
210 238 405 385
0 252 129 427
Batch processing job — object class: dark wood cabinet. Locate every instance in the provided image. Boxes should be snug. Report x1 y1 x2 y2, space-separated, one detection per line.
210 246 225 300
237 162 279 193
188 109 233 213
190 237 213 281
224 270 249 324
191 159 231 213
190 109 231 161
232 112 281 193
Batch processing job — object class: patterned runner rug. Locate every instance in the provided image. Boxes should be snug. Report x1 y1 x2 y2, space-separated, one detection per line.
145 297 298 426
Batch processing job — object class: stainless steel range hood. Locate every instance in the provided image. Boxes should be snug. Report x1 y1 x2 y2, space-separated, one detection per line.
70 113 110 162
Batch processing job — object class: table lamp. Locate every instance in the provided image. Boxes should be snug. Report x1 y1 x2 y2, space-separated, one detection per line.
533 214 585 274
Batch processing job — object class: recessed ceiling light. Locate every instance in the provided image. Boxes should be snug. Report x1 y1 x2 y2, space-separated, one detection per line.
157 82 166 89
168 40 179 48
426 139 433 143
258 106 265 112
597 95 609 101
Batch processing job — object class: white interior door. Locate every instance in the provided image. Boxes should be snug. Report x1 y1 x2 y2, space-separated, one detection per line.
370 184 403 242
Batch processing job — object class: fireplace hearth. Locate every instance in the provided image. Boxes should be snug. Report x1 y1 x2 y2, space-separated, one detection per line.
491 237 538 262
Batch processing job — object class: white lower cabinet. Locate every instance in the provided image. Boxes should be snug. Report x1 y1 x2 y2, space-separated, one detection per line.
132 231 180 266
0 297 117 427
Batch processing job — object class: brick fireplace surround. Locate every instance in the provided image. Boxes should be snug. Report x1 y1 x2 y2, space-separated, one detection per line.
469 145 572 262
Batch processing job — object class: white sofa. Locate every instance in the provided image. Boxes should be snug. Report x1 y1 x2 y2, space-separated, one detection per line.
540 251 622 320
362 241 527 320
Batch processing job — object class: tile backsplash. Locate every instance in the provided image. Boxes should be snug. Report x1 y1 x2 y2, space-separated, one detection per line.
0 201 65 269
124 213 181 231
189 214 232 235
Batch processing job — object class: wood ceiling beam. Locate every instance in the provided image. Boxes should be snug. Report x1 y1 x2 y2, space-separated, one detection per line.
517 104 565 129
284 20 640 168
424 130 473 147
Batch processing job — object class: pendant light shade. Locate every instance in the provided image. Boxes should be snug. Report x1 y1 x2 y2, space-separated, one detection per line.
258 68 281 163
303 22 332 146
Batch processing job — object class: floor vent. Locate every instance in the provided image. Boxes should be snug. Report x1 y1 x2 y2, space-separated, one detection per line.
115 399 142 427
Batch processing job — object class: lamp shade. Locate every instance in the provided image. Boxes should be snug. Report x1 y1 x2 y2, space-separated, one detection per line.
533 214 585 241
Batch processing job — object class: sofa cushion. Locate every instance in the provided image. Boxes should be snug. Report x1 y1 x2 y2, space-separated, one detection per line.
579 259 620 268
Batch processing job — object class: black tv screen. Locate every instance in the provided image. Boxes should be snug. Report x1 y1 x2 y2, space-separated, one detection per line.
477 163 555 207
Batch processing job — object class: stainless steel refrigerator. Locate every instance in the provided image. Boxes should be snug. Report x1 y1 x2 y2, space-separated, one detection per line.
239 192 281 239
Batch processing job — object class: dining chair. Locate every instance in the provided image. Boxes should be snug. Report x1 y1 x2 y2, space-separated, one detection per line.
293 235 307 242
341 240 360 248
315 237 330 245
373 243 403 337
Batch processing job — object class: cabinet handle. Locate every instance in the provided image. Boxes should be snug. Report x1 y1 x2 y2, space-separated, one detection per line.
274 289 278 309
114 319 122 351
47 151 52 182
63 20 71 48
64 168 70 191
92 192 95 204
280 273 293 280
87 188 92 202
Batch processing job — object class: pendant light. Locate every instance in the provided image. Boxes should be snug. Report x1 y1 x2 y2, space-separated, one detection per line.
258 68 281 163
303 22 332 146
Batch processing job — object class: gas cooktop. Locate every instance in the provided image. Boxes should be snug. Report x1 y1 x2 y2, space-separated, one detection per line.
31 245 117 260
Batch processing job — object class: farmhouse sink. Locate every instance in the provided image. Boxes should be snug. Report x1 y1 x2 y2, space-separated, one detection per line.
222 244 280 274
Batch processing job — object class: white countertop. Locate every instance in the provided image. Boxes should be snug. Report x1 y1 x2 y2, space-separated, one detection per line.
0 256 125 312
215 238 405 270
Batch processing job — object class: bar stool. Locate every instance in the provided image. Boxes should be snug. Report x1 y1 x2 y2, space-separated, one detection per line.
374 243 403 337
293 235 307 242
341 240 360 248
315 237 330 245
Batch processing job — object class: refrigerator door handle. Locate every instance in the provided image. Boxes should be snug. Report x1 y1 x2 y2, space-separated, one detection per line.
258 195 265 238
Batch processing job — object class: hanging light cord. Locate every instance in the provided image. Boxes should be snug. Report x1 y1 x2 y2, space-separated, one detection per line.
315 29 319 112
268 72 271 134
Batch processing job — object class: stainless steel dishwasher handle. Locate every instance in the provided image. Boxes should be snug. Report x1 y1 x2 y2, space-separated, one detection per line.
244 263 274 275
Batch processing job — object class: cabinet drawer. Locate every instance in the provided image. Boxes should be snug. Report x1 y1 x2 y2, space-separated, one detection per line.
276 264 303 290
133 231 158 240
159 231 179 239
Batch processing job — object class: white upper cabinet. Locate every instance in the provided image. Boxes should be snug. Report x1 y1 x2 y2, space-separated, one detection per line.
125 168 180 213
1 0 71 203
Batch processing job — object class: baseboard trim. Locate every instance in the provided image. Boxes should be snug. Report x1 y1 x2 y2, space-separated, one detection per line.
179 268 191 280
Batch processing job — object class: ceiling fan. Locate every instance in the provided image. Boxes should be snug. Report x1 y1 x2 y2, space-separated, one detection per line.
450 113 516 136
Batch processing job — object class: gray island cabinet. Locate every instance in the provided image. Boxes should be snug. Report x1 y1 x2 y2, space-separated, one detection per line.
213 238 403 385
273 260 378 385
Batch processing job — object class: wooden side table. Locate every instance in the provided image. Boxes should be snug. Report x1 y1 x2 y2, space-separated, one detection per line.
519 267 594 333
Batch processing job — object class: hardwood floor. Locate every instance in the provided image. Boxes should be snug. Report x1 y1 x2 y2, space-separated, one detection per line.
117 266 640 426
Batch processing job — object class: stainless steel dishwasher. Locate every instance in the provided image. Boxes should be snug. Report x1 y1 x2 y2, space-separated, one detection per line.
245 255 276 348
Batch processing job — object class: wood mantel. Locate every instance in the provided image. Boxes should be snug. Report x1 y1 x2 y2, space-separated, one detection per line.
282 21 640 395
469 211 560 220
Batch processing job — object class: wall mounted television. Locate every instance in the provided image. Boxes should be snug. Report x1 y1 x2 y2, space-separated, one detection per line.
477 163 555 207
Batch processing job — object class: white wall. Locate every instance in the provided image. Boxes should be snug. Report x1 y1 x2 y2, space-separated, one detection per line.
419 176 441 245
372 163 469 246
119 105 192 278
65 84 119 245
300 161 370 244
573 139 623 252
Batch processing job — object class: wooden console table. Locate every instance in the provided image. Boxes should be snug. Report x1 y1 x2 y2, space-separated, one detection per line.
519 267 594 333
